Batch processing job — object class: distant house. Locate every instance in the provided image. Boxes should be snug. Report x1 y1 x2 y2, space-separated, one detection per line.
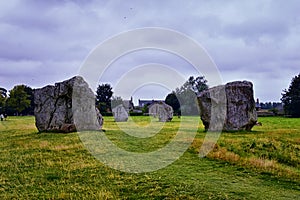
138 99 165 107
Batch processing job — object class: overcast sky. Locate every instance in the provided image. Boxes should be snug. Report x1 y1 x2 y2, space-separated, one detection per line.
1 0 299 104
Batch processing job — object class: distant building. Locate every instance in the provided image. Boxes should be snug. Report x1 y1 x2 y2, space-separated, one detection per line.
138 99 165 107
255 99 284 116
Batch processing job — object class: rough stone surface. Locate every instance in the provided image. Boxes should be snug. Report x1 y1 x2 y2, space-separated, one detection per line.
34 76 103 133
198 81 257 131
149 102 173 122
112 104 129 122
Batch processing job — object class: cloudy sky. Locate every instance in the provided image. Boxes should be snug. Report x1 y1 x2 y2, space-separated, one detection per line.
1 0 299 104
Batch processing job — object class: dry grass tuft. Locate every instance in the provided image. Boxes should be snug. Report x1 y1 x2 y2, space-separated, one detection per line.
247 157 277 169
39 141 49 148
208 146 240 163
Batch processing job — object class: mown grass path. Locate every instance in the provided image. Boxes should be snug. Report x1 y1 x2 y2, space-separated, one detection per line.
0 116 299 199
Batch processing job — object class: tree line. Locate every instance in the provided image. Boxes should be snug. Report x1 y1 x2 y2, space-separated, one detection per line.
0 85 34 115
1 73 300 117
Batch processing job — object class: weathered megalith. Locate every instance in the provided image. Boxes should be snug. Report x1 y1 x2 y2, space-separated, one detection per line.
149 102 173 122
34 76 103 133
112 104 129 122
198 81 257 131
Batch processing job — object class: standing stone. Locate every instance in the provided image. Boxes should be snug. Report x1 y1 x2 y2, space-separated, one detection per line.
34 76 103 133
149 102 173 122
198 81 257 131
112 104 129 122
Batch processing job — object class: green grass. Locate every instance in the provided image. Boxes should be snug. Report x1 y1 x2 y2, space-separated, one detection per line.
0 116 300 199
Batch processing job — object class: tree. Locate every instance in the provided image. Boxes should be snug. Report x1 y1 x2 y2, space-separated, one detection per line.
0 87 7 98
111 96 123 108
6 85 31 115
142 104 149 114
165 76 208 115
165 92 180 115
175 85 199 115
281 73 300 117
0 87 7 112
23 86 34 115
96 83 113 113
187 76 208 95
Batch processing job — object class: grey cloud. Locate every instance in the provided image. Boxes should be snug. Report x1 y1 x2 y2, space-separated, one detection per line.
223 18 290 44
0 0 299 102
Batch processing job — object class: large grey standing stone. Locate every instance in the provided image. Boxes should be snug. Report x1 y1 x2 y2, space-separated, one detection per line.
149 102 173 122
34 76 103 133
112 104 129 122
198 81 257 131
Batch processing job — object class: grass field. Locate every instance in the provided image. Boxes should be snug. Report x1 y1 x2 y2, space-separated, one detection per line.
0 116 299 199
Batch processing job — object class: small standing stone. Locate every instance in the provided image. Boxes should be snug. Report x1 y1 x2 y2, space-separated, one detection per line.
112 104 129 122
149 102 173 122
